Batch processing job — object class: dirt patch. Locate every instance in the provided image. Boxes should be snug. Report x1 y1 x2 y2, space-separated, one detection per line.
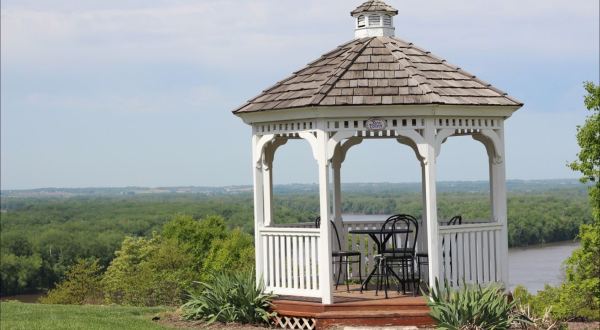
155 310 269 329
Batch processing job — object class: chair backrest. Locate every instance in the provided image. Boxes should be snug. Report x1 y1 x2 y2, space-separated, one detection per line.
447 215 462 226
380 214 418 256
314 216 342 251
330 220 343 251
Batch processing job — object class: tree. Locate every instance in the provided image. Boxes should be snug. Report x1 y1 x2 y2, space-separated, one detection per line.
569 81 600 220
39 258 103 305
555 81 600 320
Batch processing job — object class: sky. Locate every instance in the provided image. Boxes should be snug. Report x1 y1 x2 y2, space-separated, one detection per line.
1 0 598 189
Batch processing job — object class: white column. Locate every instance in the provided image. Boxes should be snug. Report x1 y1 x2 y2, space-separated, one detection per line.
252 134 266 285
332 157 344 240
418 161 428 254
262 155 273 226
316 128 334 304
422 118 441 287
490 126 509 286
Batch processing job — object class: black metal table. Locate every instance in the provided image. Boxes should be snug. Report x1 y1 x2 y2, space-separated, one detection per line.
348 228 412 290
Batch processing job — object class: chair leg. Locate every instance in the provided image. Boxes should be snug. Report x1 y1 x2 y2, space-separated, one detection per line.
335 257 342 290
358 257 363 293
402 260 408 295
410 259 417 296
384 261 390 299
344 258 350 293
375 258 382 296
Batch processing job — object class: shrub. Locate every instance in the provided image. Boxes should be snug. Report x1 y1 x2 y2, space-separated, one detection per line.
102 234 196 306
40 258 103 304
181 269 275 325
426 279 530 330
200 228 255 282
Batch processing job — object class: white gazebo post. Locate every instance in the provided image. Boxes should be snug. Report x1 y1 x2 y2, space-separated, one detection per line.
422 118 441 286
252 134 266 284
316 127 334 304
490 125 509 285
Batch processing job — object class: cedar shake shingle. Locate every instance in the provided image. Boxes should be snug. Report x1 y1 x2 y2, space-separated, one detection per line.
233 36 522 114
351 0 398 16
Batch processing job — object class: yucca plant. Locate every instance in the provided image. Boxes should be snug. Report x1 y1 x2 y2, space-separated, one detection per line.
181 269 276 325
425 279 531 330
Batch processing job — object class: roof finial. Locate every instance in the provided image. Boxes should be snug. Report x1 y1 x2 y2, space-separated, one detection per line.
351 0 398 38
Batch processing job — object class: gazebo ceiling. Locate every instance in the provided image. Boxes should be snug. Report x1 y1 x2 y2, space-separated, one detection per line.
233 1 522 114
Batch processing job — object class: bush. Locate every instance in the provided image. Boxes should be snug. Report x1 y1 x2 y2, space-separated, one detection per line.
101 234 196 306
181 269 275 325
426 279 530 330
200 228 254 282
40 258 103 304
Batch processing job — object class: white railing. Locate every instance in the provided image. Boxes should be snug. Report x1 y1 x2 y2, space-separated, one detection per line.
259 227 321 297
438 222 503 286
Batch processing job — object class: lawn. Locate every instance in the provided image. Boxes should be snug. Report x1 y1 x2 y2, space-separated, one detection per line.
0 301 169 330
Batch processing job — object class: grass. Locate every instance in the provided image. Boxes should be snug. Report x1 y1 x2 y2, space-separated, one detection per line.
0 301 169 330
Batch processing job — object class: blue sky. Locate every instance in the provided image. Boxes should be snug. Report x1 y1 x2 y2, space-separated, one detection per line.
1 0 598 189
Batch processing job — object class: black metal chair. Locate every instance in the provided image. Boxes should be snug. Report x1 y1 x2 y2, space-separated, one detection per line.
374 214 419 298
442 215 462 284
315 217 363 293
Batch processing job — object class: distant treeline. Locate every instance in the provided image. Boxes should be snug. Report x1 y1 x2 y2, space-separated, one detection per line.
0 183 592 295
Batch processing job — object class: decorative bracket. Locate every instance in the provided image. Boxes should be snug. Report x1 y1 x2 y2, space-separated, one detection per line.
396 129 427 163
472 129 503 164
434 128 456 158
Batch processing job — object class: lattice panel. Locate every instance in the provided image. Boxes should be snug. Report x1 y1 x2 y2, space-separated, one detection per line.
273 315 316 330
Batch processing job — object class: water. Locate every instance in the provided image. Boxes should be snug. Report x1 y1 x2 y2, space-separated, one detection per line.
509 240 579 292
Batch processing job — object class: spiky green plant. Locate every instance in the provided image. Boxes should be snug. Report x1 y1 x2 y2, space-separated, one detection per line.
425 279 531 330
181 269 275 325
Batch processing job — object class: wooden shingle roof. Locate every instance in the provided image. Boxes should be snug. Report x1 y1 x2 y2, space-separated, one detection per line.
351 0 398 16
234 36 522 114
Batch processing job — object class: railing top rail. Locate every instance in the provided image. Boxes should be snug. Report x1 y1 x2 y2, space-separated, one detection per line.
439 222 502 234
270 222 314 228
259 227 320 235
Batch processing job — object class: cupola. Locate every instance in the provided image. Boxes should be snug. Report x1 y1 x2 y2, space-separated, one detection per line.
351 0 398 38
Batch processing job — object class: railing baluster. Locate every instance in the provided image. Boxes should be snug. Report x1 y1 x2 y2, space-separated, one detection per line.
482 230 489 282
451 232 459 286
312 236 318 289
292 236 299 289
299 237 305 290
286 236 292 288
457 232 464 283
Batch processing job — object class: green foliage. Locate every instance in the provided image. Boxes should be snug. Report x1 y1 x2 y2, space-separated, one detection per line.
101 214 254 307
40 258 103 305
102 234 196 306
181 269 275 325
426 279 530 330
569 81 600 220
0 182 592 295
200 228 255 282
0 301 166 330
0 252 42 295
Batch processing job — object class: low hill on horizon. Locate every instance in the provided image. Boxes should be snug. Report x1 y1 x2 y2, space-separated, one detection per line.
0 178 588 198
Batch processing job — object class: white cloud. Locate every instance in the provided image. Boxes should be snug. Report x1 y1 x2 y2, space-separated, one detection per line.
2 0 597 71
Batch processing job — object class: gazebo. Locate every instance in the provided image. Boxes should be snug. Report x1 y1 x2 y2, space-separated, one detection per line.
233 0 522 307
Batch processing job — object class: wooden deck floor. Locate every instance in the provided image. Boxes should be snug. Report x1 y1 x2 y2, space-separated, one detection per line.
272 284 434 329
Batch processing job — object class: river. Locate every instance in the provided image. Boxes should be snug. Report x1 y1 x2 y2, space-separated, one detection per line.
509 240 579 292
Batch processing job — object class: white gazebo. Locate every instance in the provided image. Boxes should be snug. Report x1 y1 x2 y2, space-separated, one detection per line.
233 0 522 304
